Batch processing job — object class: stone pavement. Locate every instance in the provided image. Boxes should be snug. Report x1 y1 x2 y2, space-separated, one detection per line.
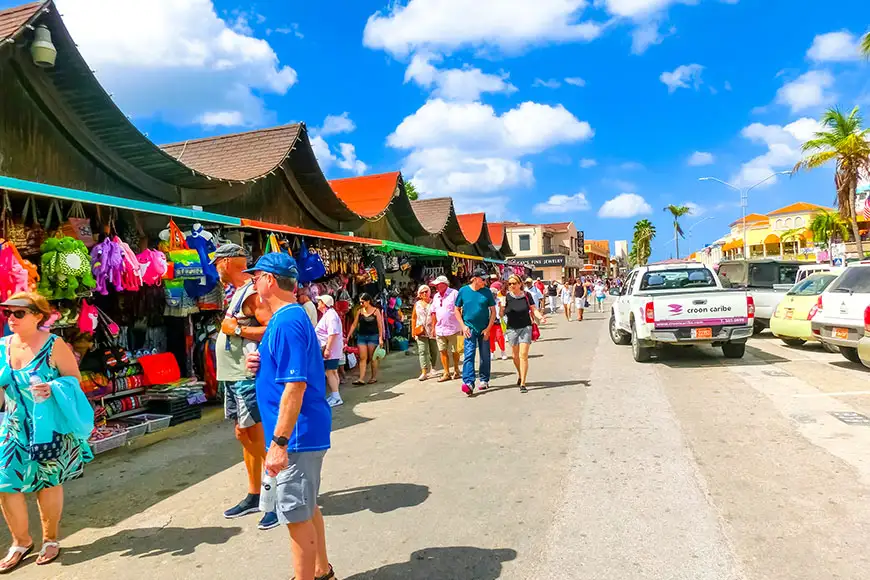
4 307 870 579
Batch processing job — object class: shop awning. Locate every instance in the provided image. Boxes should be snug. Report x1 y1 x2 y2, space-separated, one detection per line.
239 219 382 246
0 175 240 226
448 251 484 261
376 240 448 257
722 240 741 251
483 258 506 264
763 234 780 244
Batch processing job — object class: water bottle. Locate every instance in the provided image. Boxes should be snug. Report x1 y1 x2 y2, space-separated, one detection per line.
260 473 278 513
243 342 258 378
29 374 47 403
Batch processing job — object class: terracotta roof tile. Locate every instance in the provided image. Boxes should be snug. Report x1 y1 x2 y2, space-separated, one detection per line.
411 197 454 233
487 223 505 247
329 172 400 219
767 202 832 215
160 124 301 181
729 213 769 227
456 213 486 243
0 2 43 42
541 221 571 232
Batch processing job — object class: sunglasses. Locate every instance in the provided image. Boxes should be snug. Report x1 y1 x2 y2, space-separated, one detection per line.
2 309 32 320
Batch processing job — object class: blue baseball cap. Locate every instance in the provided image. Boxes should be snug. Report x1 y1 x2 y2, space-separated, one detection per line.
244 252 299 279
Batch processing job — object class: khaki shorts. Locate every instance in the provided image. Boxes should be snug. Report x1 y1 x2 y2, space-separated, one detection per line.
436 333 460 353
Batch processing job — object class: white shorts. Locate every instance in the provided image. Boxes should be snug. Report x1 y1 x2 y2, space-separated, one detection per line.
575 297 585 309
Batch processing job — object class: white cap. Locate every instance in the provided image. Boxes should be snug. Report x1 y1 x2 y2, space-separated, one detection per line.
317 295 335 308
434 275 450 285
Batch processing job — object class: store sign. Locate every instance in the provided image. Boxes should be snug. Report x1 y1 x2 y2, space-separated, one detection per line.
513 255 566 267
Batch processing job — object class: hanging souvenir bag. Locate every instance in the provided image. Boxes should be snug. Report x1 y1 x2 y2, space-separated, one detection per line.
164 220 203 280
90 237 125 295
38 235 97 300
11 197 45 256
137 248 168 285
297 238 326 284
114 236 143 292
78 299 99 334
61 201 96 247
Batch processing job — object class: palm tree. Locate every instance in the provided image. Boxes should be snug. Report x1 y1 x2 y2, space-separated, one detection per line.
663 204 692 259
404 180 419 200
809 210 850 264
632 219 656 266
780 227 804 257
861 32 870 58
794 106 870 258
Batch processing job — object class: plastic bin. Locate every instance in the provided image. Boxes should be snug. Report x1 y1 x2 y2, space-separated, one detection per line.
89 431 127 454
136 413 173 433
113 418 148 439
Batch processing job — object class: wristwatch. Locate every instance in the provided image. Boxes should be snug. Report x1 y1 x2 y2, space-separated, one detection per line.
272 435 289 447
234 325 243 336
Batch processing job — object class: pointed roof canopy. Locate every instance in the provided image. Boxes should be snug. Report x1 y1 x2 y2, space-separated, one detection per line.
329 172 401 219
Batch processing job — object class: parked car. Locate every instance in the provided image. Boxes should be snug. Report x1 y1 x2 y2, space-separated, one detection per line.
856 307 870 368
795 264 843 283
770 272 840 347
717 259 802 333
810 262 870 364
610 262 754 362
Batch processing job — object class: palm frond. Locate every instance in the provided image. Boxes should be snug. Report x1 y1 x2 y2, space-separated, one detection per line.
862 32 870 58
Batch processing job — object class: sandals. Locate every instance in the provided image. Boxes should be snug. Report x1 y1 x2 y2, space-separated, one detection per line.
0 544 33 574
36 542 60 566
292 564 335 580
367 379 378 384
437 374 452 383
351 380 365 386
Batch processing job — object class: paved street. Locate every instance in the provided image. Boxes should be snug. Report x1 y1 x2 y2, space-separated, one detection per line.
6 304 870 579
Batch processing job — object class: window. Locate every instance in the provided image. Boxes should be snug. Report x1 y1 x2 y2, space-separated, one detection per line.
827 267 870 293
785 218 793 228
519 234 530 251
794 216 804 227
788 274 838 296
775 219 783 229
639 268 717 290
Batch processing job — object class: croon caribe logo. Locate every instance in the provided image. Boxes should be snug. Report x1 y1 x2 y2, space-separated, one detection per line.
668 304 683 315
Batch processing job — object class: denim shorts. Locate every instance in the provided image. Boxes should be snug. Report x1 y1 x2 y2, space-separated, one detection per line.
505 326 533 346
324 358 340 371
357 334 380 347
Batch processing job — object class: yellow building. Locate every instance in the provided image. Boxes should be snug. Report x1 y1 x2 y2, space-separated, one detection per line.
718 202 831 261
584 240 610 273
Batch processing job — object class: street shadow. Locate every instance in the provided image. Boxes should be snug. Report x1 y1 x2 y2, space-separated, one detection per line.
829 361 868 372
320 483 430 516
59 526 242 565
474 379 589 396
538 337 571 342
657 344 790 369
344 546 517 580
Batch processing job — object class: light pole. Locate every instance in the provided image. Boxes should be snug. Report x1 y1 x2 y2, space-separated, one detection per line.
698 171 793 260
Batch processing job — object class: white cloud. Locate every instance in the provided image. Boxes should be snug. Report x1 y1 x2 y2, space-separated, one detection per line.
534 192 591 214
775 70 836 113
687 151 714 166
807 31 861 62
631 21 666 54
732 117 822 187
659 64 704 93
580 158 597 168
388 99 593 199
317 112 356 136
57 0 297 128
533 78 562 89
565 77 586 87
683 201 703 216
598 193 653 218
405 54 517 101
601 0 689 19
196 110 245 127
620 161 645 171
311 136 368 177
363 0 603 57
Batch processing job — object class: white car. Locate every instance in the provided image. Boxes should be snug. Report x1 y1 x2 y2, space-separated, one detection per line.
717 260 801 333
811 262 870 364
610 263 754 362
796 263 843 283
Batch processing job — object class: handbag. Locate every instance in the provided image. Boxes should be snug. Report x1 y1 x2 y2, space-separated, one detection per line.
29 431 64 462
524 292 541 341
62 202 96 247
15 198 45 256
297 238 326 284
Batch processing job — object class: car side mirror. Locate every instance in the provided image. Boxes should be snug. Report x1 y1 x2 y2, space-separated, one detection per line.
609 287 622 296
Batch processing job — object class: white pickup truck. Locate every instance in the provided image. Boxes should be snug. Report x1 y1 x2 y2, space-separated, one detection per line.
609 263 755 362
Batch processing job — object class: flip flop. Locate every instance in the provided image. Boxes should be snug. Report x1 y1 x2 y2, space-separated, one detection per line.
367 379 378 384
35 542 60 566
351 380 365 386
0 544 33 574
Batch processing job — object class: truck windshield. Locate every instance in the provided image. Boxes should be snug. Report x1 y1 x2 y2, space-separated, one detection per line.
639 269 717 290
787 274 838 296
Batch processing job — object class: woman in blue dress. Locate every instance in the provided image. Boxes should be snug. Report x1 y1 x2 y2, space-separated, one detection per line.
0 293 93 572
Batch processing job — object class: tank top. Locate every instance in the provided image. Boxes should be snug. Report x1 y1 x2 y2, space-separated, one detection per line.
505 292 533 329
358 309 379 336
216 282 260 382
574 284 584 298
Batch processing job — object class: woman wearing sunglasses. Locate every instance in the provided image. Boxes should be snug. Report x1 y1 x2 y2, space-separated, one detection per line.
0 293 94 572
501 275 545 393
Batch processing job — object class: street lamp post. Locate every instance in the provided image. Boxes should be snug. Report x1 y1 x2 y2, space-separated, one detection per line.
698 171 793 260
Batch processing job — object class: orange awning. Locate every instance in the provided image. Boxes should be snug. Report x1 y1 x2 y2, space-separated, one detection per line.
240 219 382 246
800 229 813 241
763 234 780 244
722 240 740 251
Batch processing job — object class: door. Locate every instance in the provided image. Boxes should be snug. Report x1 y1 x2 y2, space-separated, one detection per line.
614 271 636 330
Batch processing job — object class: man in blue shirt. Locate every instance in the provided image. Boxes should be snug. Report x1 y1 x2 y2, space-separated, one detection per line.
247 253 336 580
454 267 497 396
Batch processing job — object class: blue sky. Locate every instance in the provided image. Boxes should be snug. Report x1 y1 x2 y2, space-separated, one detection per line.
8 0 870 260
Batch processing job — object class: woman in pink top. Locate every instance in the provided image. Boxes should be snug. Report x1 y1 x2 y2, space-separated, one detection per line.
315 295 344 408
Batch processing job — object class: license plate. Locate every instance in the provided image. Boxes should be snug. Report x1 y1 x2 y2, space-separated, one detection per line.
692 327 713 339
835 327 850 340
784 309 793 320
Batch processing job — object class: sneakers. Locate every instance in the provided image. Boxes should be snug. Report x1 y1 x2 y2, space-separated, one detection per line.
258 511 280 530
478 381 489 391
500 354 508 360
223 494 260 519
461 383 474 396
326 393 343 407
520 385 528 393
418 371 429 381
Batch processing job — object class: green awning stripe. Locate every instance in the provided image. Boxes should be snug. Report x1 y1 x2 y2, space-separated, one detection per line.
0 175 241 226
483 258 506 264
377 240 449 257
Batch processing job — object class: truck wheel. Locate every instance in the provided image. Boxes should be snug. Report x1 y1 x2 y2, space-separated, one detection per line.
781 338 806 347
631 322 651 362
610 314 631 345
840 347 861 363
722 342 746 358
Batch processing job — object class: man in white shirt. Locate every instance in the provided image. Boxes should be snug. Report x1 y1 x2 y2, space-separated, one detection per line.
298 287 318 326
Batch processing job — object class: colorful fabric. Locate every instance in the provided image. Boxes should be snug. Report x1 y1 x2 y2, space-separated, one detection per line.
0 335 94 493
